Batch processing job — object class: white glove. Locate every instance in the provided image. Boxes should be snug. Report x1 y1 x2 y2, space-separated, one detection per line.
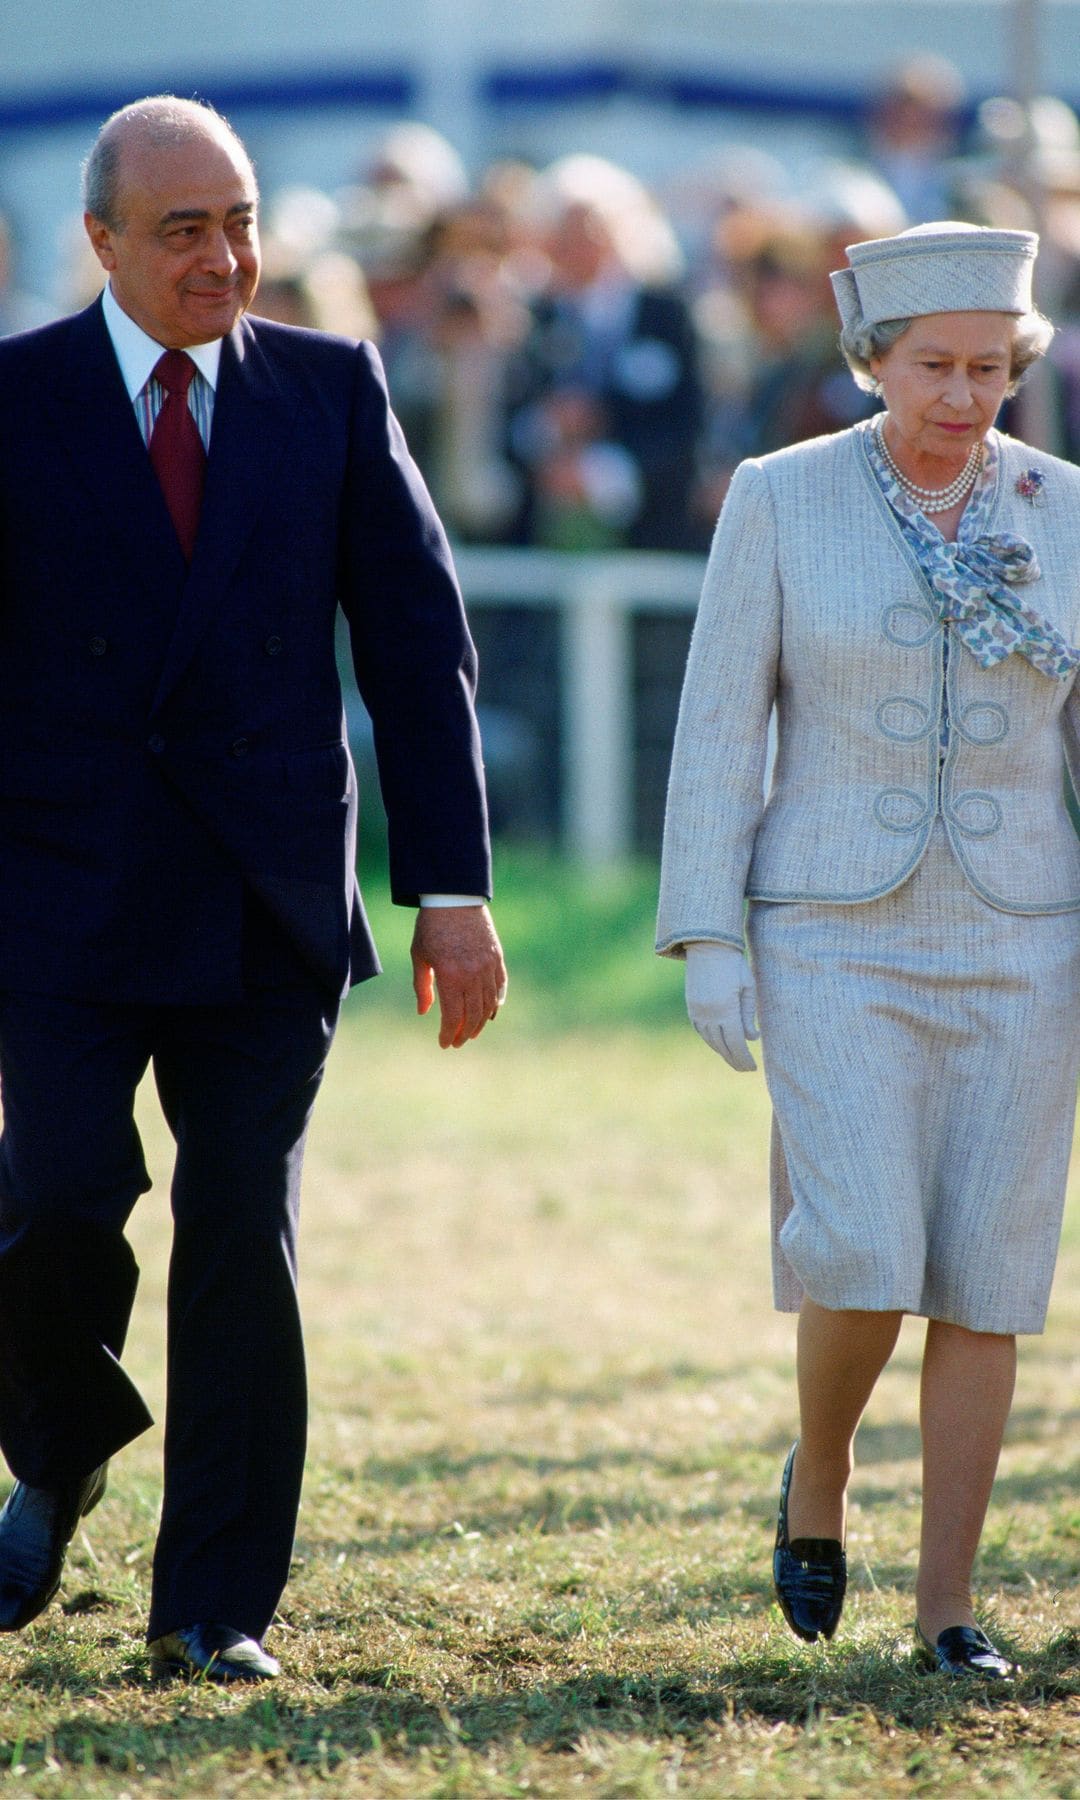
684 943 759 1072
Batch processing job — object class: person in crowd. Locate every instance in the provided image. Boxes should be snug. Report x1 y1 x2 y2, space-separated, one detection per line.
0 214 55 336
865 56 967 224
0 95 505 1683
246 185 379 339
693 213 878 527
658 222 1080 1677
1053 256 1080 464
335 125 472 469
248 232 378 339
411 184 536 544
965 95 1080 461
505 154 703 551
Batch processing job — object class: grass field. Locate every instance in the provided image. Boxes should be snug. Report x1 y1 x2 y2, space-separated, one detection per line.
0 851 1078 1797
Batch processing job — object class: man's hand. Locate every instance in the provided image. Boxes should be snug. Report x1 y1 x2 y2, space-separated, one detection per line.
410 905 508 1048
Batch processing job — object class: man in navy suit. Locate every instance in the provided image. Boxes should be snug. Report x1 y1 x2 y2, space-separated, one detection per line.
0 95 505 1681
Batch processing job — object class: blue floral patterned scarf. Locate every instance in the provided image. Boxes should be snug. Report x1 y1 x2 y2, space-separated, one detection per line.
865 420 1080 681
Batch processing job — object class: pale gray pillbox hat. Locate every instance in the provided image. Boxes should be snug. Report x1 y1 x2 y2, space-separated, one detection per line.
830 220 1038 331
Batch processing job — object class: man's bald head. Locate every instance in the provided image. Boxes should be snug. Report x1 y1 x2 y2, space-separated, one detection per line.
83 95 260 347
82 96 257 232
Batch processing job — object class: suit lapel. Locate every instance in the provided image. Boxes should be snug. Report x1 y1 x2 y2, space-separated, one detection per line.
43 299 187 580
151 315 298 712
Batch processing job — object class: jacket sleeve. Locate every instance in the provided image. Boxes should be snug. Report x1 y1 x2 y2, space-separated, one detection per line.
1062 673 1080 825
337 341 492 906
656 457 781 955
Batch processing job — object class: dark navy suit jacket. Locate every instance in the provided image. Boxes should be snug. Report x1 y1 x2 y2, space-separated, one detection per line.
0 299 491 1003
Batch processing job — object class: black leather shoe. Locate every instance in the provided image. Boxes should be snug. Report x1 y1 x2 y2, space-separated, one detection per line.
772 1442 847 1643
0 1463 108 1631
914 1621 1016 1680
149 1623 281 1683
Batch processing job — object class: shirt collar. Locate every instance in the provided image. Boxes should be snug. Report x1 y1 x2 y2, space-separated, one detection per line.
102 281 224 398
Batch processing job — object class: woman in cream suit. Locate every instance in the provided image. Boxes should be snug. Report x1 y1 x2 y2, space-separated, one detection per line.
658 223 1080 1678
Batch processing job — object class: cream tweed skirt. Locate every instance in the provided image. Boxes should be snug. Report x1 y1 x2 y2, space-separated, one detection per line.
747 822 1080 1334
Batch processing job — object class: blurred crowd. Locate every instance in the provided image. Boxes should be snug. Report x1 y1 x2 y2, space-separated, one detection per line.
6 54 1080 552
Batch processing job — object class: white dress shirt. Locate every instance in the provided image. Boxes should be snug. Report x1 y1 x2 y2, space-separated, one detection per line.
103 281 218 395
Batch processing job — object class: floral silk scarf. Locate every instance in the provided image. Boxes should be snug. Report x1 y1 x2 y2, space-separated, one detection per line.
864 419 1080 682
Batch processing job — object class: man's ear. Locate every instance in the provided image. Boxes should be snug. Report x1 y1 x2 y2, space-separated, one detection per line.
84 212 118 272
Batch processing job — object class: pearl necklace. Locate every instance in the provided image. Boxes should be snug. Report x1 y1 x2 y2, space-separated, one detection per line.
875 418 982 513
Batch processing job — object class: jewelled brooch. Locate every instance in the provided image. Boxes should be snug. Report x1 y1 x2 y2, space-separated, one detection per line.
1016 468 1046 505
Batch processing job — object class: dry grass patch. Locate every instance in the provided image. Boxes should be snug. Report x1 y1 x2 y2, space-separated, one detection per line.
0 968 1077 1794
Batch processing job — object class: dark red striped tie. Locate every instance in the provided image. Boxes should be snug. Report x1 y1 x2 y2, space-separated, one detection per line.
148 350 206 561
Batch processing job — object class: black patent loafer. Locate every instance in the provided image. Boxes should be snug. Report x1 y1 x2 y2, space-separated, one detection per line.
914 1622 1016 1680
0 1462 109 1631
772 1442 847 1643
149 1623 280 1683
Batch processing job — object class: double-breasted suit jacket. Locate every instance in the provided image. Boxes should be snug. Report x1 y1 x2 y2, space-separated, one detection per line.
0 295 495 1642
657 422 1080 957
0 297 490 1005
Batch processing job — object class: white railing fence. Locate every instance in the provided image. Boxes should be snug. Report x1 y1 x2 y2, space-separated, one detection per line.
453 548 707 866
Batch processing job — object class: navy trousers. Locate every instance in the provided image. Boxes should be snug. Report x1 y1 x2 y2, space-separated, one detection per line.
0 973 339 1642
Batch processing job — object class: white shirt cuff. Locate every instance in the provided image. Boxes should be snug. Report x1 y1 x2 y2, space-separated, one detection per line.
418 894 486 907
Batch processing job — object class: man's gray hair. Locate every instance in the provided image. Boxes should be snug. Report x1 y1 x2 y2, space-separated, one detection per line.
82 95 257 230
840 309 1054 397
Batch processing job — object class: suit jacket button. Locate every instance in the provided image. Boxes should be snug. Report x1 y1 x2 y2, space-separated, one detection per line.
231 737 249 757
147 734 165 755
264 635 283 656
89 635 108 657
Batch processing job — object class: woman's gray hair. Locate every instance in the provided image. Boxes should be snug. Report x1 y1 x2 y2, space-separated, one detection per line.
82 95 256 230
840 308 1055 396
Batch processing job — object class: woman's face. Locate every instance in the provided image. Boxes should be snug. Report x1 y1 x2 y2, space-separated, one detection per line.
869 310 1016 463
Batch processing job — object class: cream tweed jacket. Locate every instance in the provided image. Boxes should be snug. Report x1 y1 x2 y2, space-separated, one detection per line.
657 424 1080 955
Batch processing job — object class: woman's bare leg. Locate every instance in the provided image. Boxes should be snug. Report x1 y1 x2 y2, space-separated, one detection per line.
915 1321 1016 1642
787 1299 904 1540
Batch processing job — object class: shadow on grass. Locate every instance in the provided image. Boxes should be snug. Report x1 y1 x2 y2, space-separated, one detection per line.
299 1441 1080 1566
358 1441 745 1489
356 1415 1080 1497
296 1503 1080 1627
297 1491 706 1558
3 1631 1079 1777
482 1361 736 1408
297 1471 793 1558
